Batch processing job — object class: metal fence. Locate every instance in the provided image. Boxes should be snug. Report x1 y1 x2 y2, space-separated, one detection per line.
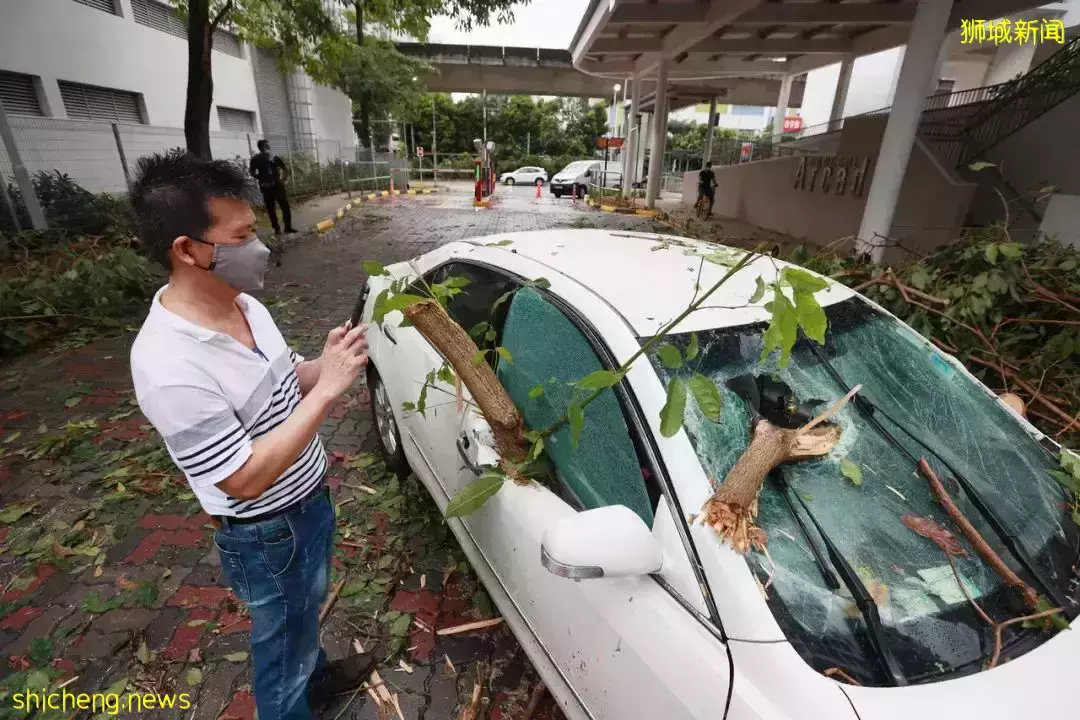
0 115 384 232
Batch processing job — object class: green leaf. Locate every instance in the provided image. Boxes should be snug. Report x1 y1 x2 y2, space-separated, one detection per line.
1061 449 1080 479
659 377 687 438
984 244 999 264
445 470 507 518
576 370 623 391
703 252 737 267
794 290 827 344
840 459 863 486
998 242 1024 259
495 346 513 365
968 161 995 171
440 276 471 289
783 267 829 294
469 321 490 339
0 502 36 524
135 640 151 665
568 402 585 448
370 288 391 323
185 668 203 687
688 374 723 422
382 293 426 314
528 384 544 399
749 276 766 304
401 401 416 412
761 289 798 367
487 239 513 247
65 396 82 409
471 349 488 366
529 436 544 460
655 344 683 369
436 364 456 386
362 260 388 276
685 332 699 361
417 383 428 418
527 277 552 290
223 652 249 663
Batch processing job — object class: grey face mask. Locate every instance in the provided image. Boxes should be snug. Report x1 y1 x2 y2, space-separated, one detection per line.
194 235 271 292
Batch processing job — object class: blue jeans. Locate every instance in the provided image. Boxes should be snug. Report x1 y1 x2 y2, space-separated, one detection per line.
214 487 334 720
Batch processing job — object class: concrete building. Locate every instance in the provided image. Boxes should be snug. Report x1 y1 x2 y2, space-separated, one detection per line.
0 0 356 193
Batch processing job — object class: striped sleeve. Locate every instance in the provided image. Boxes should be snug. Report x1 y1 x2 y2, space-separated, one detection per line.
289 348 304 367
138 385 253 489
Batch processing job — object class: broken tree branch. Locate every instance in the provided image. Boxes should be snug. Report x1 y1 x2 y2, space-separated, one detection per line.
403 300 529 462
320 577 347 624
436 617 503 636
917 459 1039 610
989 608 1063 668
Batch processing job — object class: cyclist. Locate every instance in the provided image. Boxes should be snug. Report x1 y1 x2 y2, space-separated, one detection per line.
697 161 717 218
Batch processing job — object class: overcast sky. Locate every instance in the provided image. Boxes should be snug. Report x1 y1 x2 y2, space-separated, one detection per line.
426 0 590 48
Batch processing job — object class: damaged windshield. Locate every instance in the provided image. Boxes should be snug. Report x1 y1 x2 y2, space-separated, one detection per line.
650 297 1079 686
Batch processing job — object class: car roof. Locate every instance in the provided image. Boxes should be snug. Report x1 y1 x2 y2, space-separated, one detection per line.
458 229 854 336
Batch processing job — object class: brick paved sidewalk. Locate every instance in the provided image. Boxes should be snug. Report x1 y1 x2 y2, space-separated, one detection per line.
0 191 662 719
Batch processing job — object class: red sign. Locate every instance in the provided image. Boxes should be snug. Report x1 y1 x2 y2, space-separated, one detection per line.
416 146 424 158
595 137 625 149
782 116 803 133
739 142 754 163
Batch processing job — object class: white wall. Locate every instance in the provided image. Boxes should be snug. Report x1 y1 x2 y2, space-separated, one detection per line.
0 0 261 130
312 83 357 151
940 60 992 93
797 47 905 127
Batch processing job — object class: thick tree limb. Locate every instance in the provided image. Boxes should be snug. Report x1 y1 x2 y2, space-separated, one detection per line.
917 458 1038 610
403 299 529 462
210 0 233 31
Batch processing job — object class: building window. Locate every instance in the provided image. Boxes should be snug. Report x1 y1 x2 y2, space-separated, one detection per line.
130 0 243 57
935 78 956 95
0 71 45 117
72 0 119 14
59 81 144 124
217 106 256 133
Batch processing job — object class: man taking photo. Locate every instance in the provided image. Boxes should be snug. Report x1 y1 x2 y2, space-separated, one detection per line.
129 150 372 720
250 139 298 236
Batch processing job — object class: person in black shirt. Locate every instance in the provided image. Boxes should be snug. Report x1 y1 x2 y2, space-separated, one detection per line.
698 161 717 218
250 140 297 235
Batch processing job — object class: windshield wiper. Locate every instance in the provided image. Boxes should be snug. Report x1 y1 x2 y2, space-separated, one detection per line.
773 468 908 687
804 340 1070 610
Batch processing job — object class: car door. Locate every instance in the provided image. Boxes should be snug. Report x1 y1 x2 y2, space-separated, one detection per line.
451 284 732 719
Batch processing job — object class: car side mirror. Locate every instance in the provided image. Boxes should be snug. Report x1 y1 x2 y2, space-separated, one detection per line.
541 506 662 580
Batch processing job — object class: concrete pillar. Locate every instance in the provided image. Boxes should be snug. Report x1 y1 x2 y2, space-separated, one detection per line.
856 0 954 260
772 74 793 143
982 41 1038 86
646 60 669 209
828 55 855 132
636 111 650 191
622 75 641 198
704 97 717 165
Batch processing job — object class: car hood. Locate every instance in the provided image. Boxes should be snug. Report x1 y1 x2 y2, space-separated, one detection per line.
841 618 1079 719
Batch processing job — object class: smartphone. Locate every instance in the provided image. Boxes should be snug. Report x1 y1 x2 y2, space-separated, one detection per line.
349 281 370 329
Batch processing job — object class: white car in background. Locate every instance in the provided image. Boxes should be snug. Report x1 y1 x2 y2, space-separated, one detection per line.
499 166 548 186
351 229 1078 720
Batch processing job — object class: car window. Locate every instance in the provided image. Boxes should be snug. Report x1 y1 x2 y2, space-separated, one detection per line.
496 287 655 525
429 262 519 358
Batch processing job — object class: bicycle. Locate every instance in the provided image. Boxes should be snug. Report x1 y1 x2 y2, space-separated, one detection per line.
694 192 710 220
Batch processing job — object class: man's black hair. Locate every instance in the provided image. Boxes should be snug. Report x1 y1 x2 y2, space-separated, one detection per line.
129 149 255 269
257 139 269 151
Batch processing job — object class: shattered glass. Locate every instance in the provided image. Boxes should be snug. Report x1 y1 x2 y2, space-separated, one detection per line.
651 298 1078 685
498 287 655 526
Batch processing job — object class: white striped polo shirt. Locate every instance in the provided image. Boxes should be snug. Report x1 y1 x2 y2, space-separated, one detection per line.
130 287 328 518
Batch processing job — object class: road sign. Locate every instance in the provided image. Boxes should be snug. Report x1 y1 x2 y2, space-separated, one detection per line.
739 142 754 163
782 116 803 133
416 146 424 158
595 137 625 149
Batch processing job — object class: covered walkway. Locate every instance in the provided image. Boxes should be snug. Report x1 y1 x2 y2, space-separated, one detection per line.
571 0 1049 260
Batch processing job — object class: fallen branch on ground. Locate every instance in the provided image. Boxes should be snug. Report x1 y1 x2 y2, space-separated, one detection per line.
436 617 504 636
319 577 347 624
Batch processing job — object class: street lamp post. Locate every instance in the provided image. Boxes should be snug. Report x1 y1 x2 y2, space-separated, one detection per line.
611 83 621 137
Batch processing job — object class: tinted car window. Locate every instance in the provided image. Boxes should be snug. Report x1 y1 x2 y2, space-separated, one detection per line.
430 262 520 359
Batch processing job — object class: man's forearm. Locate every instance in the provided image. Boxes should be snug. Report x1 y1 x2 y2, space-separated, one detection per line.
296 358 323 396
216 387 334 501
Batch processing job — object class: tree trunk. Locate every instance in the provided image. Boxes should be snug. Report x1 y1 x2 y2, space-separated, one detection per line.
403 300 529 463
701 419 841 553
184 0 214 159
355 1 372 151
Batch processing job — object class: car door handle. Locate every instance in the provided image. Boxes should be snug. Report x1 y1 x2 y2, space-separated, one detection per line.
382 323 397 345
456 434 481 476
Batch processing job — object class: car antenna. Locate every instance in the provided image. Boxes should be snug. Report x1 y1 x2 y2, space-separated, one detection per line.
804 340 1071 611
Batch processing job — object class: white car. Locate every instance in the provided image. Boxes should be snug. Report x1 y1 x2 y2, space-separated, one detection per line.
352 229 1078 720
499 166 548 186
